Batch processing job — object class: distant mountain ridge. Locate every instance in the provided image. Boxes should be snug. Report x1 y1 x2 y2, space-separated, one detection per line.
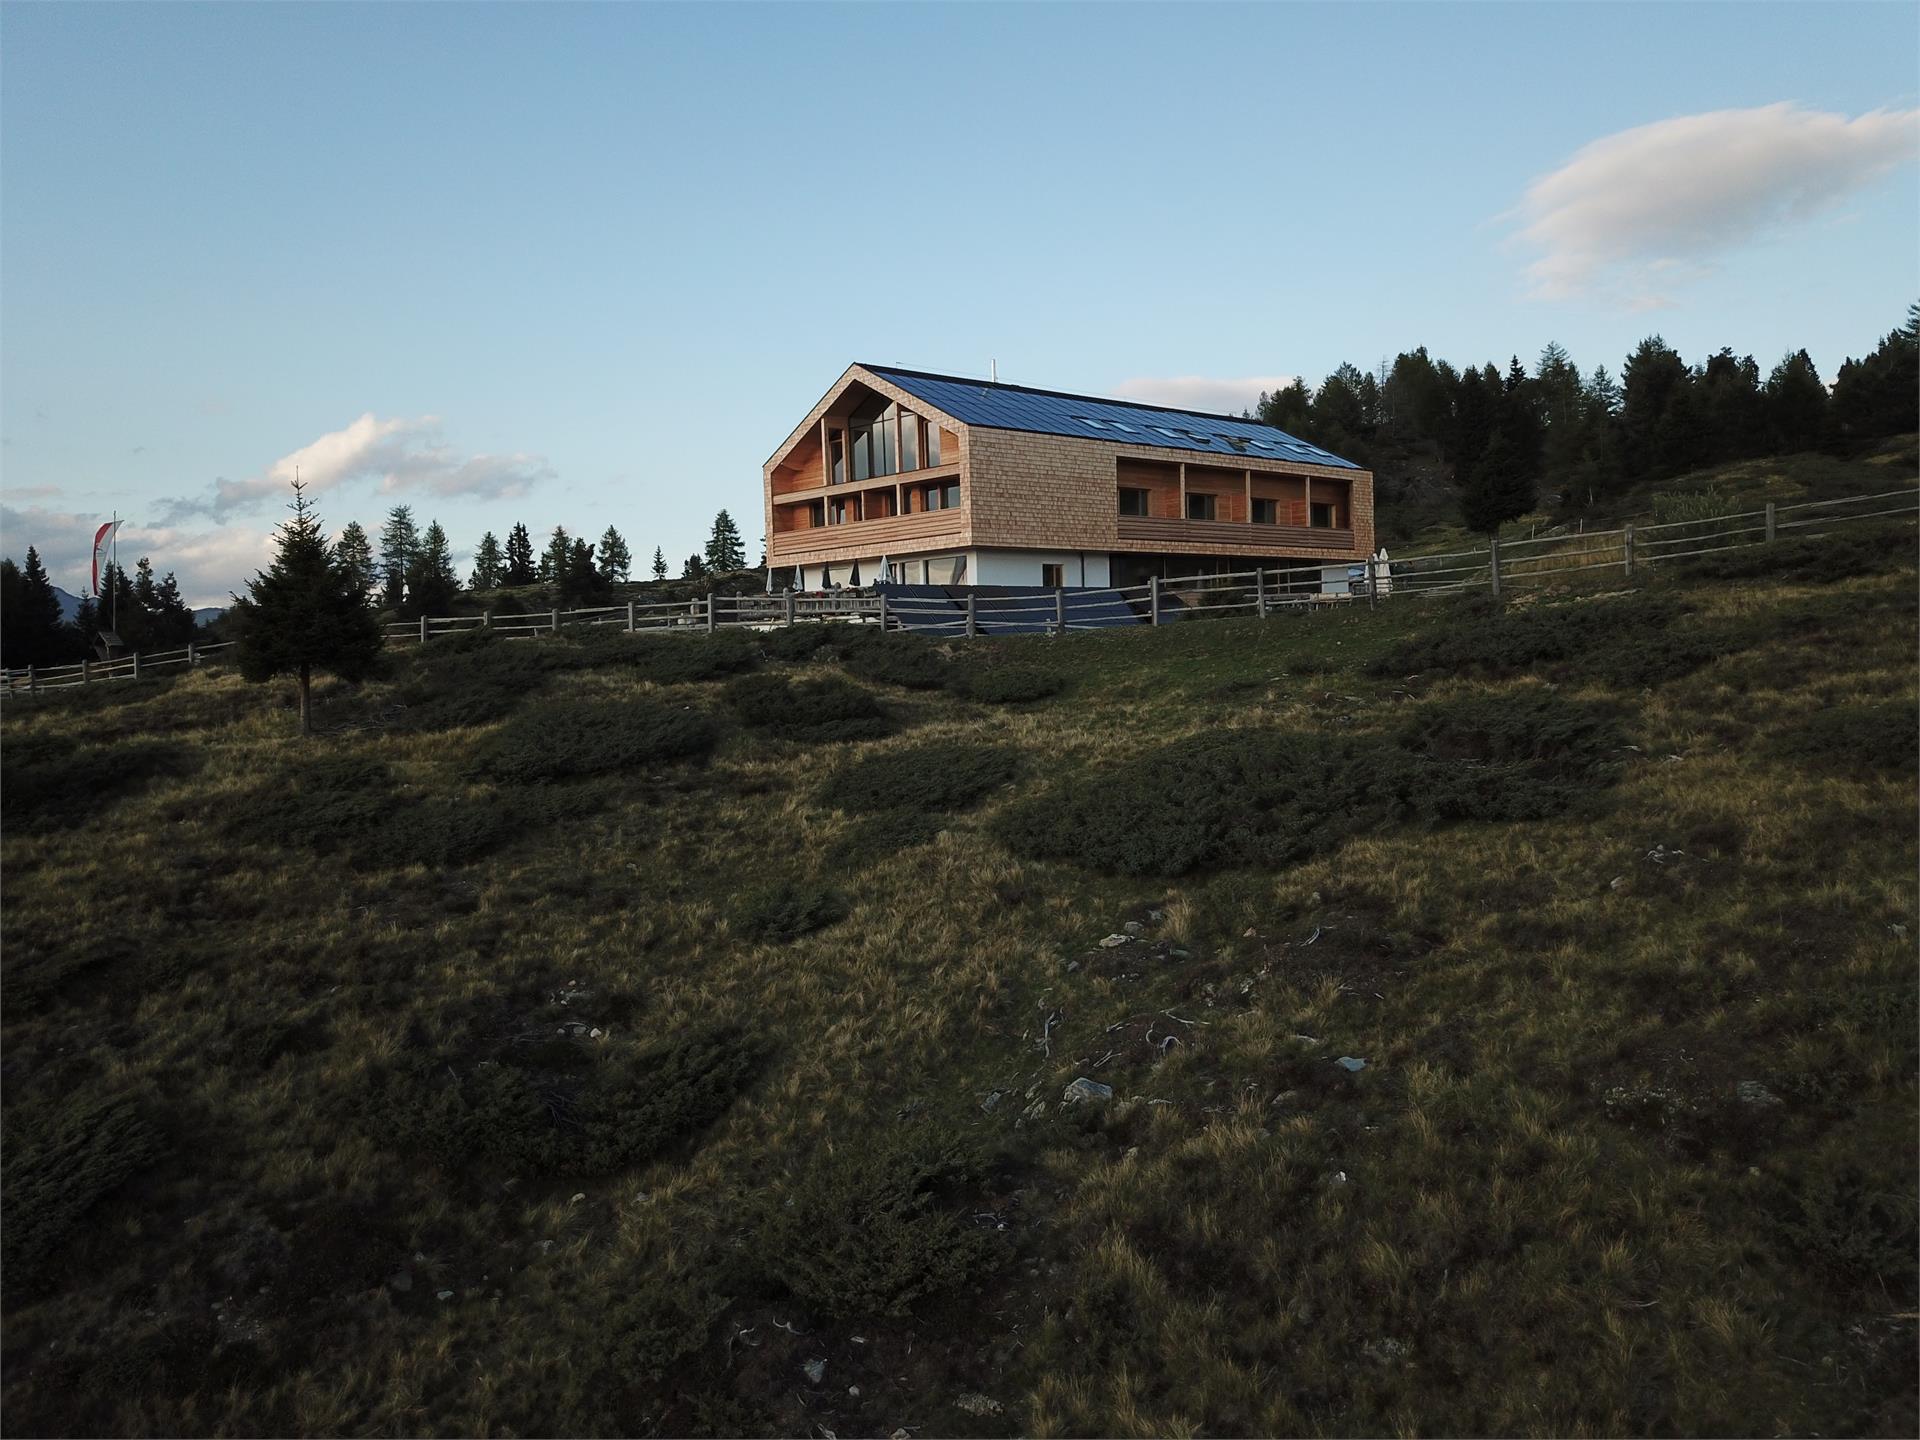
50 585 224 628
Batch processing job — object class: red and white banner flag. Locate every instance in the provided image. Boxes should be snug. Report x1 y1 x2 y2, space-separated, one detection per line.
91 520 120 595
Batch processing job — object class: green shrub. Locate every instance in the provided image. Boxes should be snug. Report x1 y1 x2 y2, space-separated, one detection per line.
358 797 525 868
834 631 950 689
1774 1163 1918 1296
759 1128 1002 1319
1767 701 1918 776
1649 486 1741 524
998 694 1623 876
467 700 718 783
735 881 849 944
225 756 394 851
360 1025 763 1176
565 629 759 683
600 1275 732 1386
725 672 894 742
756 622 843 662
1 736 199 831
2 1092 167 1297
1677 518 1916 584
1368 594 1715 688
949 666 1065 704
825 810 946 868
821 741 1019 814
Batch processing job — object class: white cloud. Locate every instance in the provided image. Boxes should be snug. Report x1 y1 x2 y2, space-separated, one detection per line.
160 412 555 522
1514 102 1919 305
1110 375 1298 416
1 502 276 609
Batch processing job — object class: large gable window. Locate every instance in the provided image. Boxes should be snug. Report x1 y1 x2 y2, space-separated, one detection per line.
848 394 943 481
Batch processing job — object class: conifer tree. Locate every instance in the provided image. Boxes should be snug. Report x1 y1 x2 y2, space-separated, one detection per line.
469 531 504 590
596 525 632 584
406 521 460 616
336 521 376 599
1459 430 1536 537
228 481 383 737
683 553 709 581
504 522 537 586
704 510 746 573
0 547 67 666
541 526 571 582
1764 350 1829 454
651 546 667 581
378 505 420 608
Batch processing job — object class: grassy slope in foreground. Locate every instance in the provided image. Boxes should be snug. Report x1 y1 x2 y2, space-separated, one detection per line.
1 520 1916 1438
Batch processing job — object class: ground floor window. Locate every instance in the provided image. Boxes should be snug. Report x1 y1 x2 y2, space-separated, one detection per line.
1041 562 1064 587
925 554 966 585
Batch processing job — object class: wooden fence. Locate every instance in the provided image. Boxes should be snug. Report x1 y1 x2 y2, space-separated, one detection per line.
3 484 1912 693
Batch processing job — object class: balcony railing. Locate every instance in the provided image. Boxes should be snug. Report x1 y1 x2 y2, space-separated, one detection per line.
1117 515 1357 551
770 508 965 557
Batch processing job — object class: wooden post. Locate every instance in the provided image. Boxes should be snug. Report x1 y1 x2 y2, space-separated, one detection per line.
132 651 142 681
550 608 560 634
1764 502 1776 543
784 589 796 625
82 658 92 686
483 609 492 628
1149 575 1161 626
705 594 716 633
965 592 977 638
878 589 890 631
1488 536 1502 599
1056 586 1067 635
1623 524 1635 579
419 614 429 644
1255 567 1267 619
26 664 35 695
626 601 636 633
187 643 197 667
1366 556 1377 611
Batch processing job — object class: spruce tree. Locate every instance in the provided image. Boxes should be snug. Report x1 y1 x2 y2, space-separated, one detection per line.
704 510 746 573
336 521 375 599
469 531 504 590
1459 430 1536 537
1764 350 1829 454
541 526 571 583
3 548 66 667
504 522 537 586
683 553 709 581
651 546 667 581
596 525 632 584
378 505 420 608
228 481 383 737
407 521 460 616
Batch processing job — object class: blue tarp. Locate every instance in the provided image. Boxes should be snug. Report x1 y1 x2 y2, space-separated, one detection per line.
881 583 1186 636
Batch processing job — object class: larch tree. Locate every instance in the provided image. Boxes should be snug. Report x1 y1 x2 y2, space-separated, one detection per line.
378 505 420 608
469 531 504 590
228 481 383 738
336 521 376 599
596 525 632 584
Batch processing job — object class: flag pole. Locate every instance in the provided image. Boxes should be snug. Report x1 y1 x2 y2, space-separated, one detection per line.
111 510 119 634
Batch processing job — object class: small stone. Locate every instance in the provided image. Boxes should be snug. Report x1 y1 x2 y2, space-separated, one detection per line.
849 1385 862 1398
803 1358 826 1385
1309 891 1322 905
1737 1080 1783 1107
1148 908 1165 923
955 1393 1003 1417
1609 876 1625 890
1123 920 1145 936
980 1090 1006 1114
1335 1056 1366 1073
436 1289 454 1301
1170 948 1191 960
1063 1077 1113 1104
1099 934 1131 948
388 1271 412 1293
851 1335 866 1345
1243 927 1258 938
1327 1170 1350 1186
1065 959 1081 973
1290 1034 1322 1048
1022 1099 1048 1121
571 1192 586 1203
892 1430 913 1439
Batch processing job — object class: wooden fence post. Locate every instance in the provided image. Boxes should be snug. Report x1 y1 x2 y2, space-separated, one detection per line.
187 642 198 667
483 609 492 629
705 594 717 633
783 589 795 626
26 664 36 695
1149 575 1161 626
1056 586 1067 635
1764 502 1777 543
1488 537 1502 600
878 590 890 631
550 608 560 634
1365 557 1377 611
1623 524 1635 579
1255 567 1267 619
965 593 978 638
82 658 92 686
419 615 429 644
626 601 636 633
131 651 142 681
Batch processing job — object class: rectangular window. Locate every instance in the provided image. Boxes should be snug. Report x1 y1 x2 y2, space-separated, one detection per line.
1118 487 1150 517
806 501 824 528
852 431 870 482
1186 493 1217 521
1252 498 1278 524
828 499 849 525
830 432 844 485
926 425 943 466
1310 501 1336 528
925 480 961 510
1041 563 1064 587
899 413 920 473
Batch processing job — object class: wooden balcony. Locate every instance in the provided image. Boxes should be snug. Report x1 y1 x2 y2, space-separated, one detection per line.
1117 515 1357 554
769 508 965 559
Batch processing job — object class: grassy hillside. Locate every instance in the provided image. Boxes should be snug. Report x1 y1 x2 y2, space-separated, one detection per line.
2 518 1916 1437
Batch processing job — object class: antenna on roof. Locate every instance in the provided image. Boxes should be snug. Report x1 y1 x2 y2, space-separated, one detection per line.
990 359 998 385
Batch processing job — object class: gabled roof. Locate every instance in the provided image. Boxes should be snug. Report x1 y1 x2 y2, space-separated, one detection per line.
862 365 1362 471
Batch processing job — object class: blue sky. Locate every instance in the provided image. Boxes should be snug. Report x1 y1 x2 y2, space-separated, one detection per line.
3 1 1915 604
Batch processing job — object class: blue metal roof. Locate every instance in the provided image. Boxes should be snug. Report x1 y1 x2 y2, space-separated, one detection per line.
862 365 1361 470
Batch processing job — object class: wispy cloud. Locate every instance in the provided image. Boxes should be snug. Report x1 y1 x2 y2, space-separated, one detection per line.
1513 102 1919 306
1110 375 1297 416
157 412 555 523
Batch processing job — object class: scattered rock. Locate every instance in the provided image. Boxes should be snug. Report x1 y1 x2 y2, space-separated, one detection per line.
1335 1056 1366 1073
436 1289 454 1301
1022 1099 1048 1122
1608 876 1626 891
892 1430 913 1439
1099 934 1131 948
955 1393 1003 1417
388 1271 413 1293
980 1090 1006 1114
849 1386 861 1398
1363 1337 1407 1365
1148 909 1165 923
1062 1077 1113 1104
1290 1034 1322 1048
571 1192 586 1203
1737 1080 1783 1107
1243 926 1258 938
1327 1170 1350 1186
1122 921 1145 936
1065 959 1081 974
803 1358 826 1385
1170 947 1191 960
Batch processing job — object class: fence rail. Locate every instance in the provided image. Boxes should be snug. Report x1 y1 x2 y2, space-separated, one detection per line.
5 485 1913 694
